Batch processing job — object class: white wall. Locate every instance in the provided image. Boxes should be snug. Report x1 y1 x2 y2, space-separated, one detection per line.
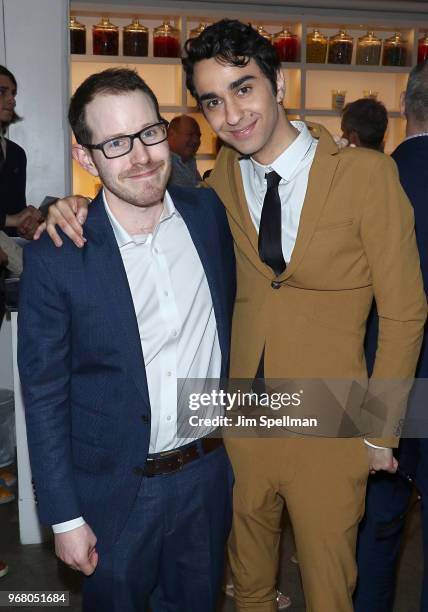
1 0 71 206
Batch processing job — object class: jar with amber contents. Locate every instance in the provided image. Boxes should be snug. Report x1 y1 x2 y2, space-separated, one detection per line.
418 32 428 64
92 17 118 55
356 31 381 66
123 19 148 56
273 27 298 62
153 20 180 58
306 29 327 63
328 30 353 64
382 32 407 66
189 23 208 39
69 17 86 54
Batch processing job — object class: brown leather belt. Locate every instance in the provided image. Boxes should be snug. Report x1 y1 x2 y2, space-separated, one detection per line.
141 437 223 477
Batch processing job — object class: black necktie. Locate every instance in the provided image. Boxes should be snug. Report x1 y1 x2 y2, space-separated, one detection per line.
258 170 286 276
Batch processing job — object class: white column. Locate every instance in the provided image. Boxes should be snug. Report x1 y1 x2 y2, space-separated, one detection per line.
2 0 71 206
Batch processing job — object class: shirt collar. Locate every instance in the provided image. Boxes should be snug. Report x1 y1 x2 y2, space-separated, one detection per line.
404 132 428 142
250 121 314 185
103 189 179 248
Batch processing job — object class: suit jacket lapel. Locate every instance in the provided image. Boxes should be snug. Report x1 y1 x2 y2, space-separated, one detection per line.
282 124 340 280
84 196 150 406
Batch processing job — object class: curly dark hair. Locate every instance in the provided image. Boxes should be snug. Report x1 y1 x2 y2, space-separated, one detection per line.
69 67 161 145
182 19 280 104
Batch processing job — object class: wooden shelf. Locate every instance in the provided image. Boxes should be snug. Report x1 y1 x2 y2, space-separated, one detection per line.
71 54 182 64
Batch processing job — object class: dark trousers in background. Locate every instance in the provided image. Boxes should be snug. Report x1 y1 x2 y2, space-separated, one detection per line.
355 438 428 612
83 445 233 612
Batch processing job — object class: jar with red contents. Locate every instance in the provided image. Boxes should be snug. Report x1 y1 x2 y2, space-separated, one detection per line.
418 33 428 64
273 26 298 62
92 17 118 56
153 20 180 58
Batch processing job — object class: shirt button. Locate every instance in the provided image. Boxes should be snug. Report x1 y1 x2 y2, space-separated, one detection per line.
153 247 159 254
171 329 178 337
271 281 281 289
166 415 171 421
167 371 172 377
164 291 169 297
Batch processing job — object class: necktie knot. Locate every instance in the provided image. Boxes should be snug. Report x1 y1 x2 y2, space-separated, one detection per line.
265 170 281 189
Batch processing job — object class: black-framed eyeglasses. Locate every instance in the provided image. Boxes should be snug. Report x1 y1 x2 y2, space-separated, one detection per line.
81 120 169 159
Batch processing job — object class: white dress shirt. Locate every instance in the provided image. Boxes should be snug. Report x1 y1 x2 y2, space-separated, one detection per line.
239 120 317 263
53 189 222 533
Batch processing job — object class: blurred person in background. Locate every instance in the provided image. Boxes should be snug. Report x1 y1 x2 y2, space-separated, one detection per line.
167 114 202 187
341 97 388 152
0 65 43 239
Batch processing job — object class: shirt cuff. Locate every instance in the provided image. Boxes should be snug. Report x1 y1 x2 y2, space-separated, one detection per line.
364 439 388 450
52 516 86 534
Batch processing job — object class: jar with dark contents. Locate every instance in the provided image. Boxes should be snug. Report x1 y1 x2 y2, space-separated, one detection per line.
92 17 118 56
356 31 381 66
153 21 180 58
123 18 148 57
418 33 428 64
273 27 298 62
69 17 86 54
328 30 353 64
306 29 327 63
382 32 407 66
189 23 208 39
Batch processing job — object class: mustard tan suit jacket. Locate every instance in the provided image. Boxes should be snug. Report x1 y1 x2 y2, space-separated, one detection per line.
207 123 427 446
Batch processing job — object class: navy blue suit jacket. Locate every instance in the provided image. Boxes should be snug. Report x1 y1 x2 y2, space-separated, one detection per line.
365 137 428 377
18 186 236 551
0 138 26 235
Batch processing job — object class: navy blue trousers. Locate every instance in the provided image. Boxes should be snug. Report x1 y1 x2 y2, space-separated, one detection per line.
354 438 428 611
82 444 233 612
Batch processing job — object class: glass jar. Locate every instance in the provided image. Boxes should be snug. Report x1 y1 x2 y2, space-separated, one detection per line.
306 29 327 63
255 25 272 42
382 32 407 66
356 31 381 66
153 20 180 58
273 27 298 62
69 16 86 54
92 17 118 56
418 32 428 64
123 19 148 56
328 30 353 64
189 22 208 39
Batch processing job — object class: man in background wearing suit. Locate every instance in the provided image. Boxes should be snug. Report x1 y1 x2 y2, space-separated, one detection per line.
355 59 428 612
38 21 427 612
18 68 235 612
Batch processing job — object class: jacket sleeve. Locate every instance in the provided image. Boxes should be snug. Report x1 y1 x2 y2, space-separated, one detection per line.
17 243 82 525
359 155 427 446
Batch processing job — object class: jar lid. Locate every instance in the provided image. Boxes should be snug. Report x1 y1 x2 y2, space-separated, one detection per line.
385 32 406 45
358 31 381 43
93 17 118 32
274 26 297 40
190 22 208 37
154 20 179 36
330 30 353 43
307 29 326 41
69 16 86 31
124 18 148 33
419 32 428 43
255 25 272 40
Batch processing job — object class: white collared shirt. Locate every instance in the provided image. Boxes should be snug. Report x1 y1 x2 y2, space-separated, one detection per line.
104 190 222 453
239 120 317 263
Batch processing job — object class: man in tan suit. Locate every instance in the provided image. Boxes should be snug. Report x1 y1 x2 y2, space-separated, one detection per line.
180 19 426 612
39 19 426 612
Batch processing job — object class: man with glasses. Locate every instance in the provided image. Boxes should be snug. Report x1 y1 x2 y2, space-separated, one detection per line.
18 67 235 612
